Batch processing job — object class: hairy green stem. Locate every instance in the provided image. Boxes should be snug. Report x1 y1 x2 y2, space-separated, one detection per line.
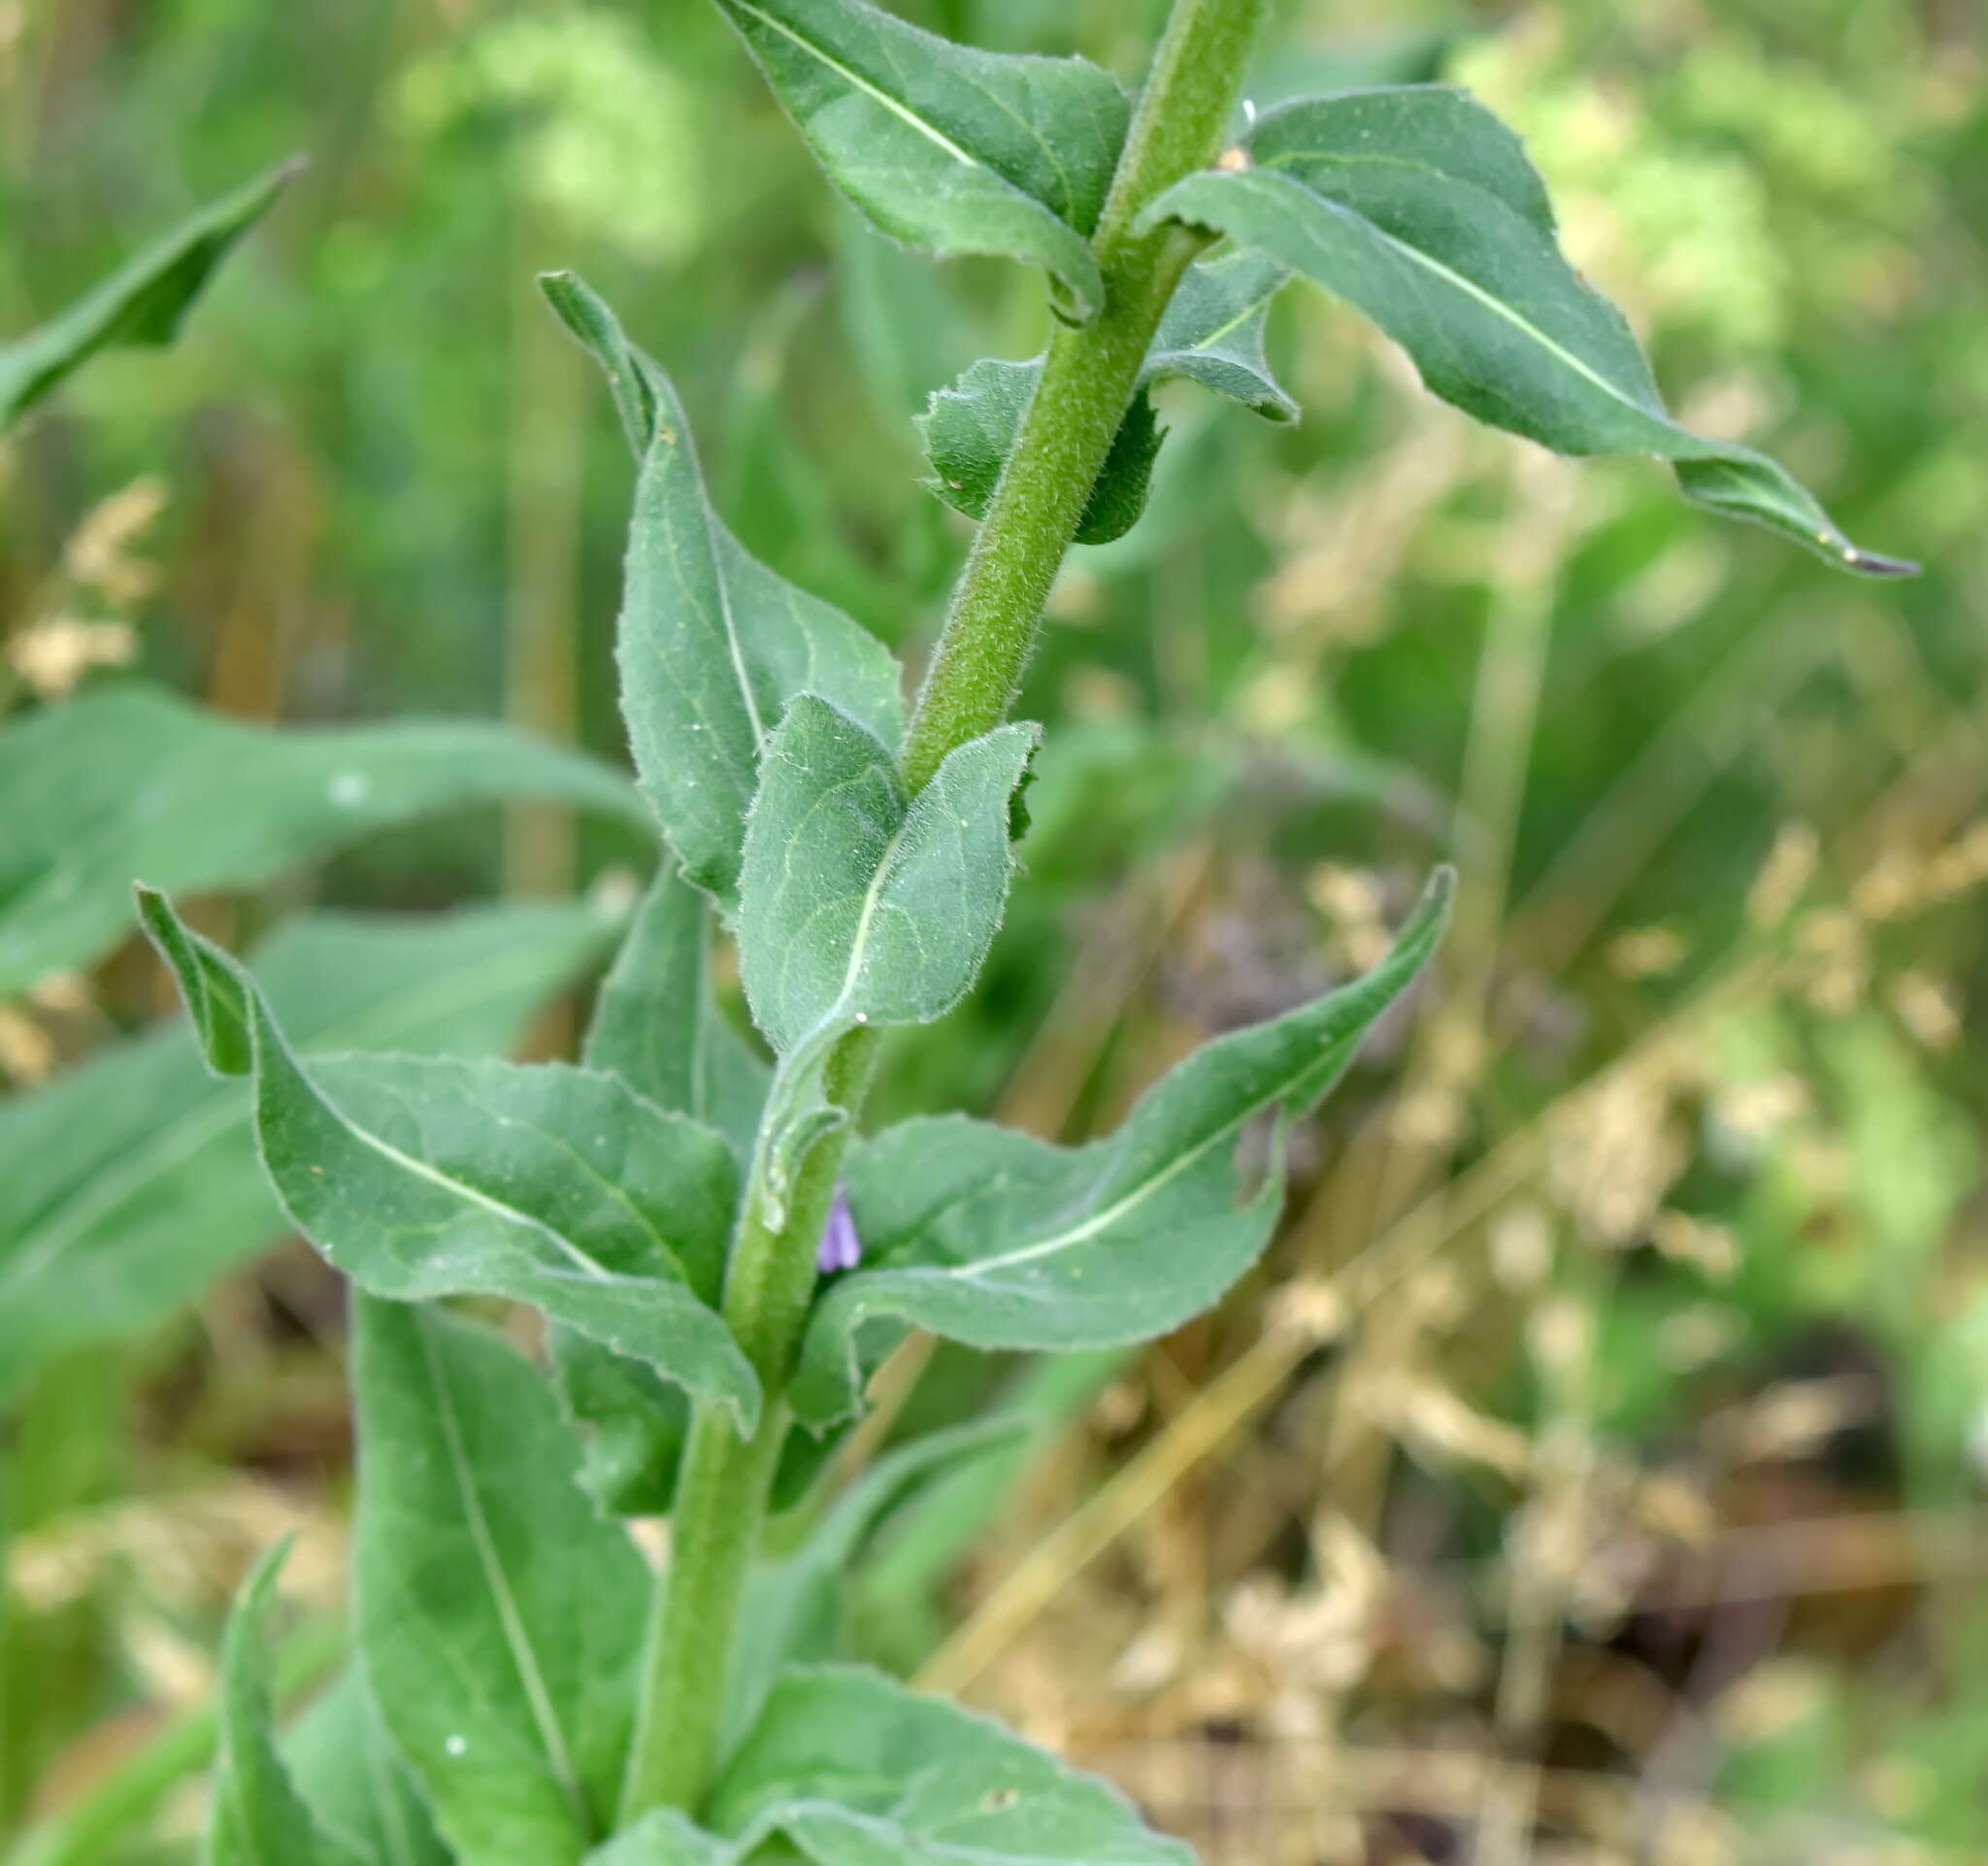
615 1400 787 1822
617 0 1270 1823
901 0 1273 791
617 1031 875 1822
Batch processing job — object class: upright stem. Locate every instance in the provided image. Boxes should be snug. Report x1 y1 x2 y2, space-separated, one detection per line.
901 0 1272 791
616 0 1270 1824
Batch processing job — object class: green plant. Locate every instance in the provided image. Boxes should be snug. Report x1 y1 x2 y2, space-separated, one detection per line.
94 0 1915 1860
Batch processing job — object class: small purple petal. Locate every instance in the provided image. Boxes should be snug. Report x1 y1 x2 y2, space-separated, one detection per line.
816 1185 863 1275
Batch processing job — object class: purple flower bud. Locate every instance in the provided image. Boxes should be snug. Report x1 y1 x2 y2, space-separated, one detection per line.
816 1184 863 1275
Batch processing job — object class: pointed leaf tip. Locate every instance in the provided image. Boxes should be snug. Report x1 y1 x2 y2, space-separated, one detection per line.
1142 86 1910 577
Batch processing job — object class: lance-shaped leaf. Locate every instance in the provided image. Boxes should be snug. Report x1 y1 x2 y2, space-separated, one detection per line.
712 0 1128 316
0 158 298 431
138 890 758 1429
286 1670 453 1866
919 250 1295 544
0 683 646 996
1143 87 1914 576
207 1543 366 1866
791 869 1452 1428
354 1297 648 1866
542 271 903 910
709 1667 1194 1865
738 695 1036 1056
0 897 618 1399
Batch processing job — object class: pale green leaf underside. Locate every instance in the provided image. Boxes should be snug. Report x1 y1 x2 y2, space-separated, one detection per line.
138 890 759 1429
0 898 616 1400
544 271 903 911
791 869 1452 1429
0 683 646 997
738 695 1036 1056
0 158 297 431
709 1666 1196 1864
355 1298 648 1866
286 1670 453 1866
918 250 1295 546
1144 87 1912 576
713 0 1127 315
207 1544 365 1866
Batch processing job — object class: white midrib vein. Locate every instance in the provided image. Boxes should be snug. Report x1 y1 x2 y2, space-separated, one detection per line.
279 1025 617 1283
959 1084 1288 1279
727 0 978 168
1239 161 1674 442
417 1316 593 1836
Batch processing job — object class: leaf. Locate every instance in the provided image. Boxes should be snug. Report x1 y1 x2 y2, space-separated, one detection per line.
735 696 1036 1222
0 899 617 1398
542 271 903 911
354 1296 649 1866
581 1812 734 1866
918 251 1294 544
1142 87 1914 575
711 0 1128 316
286 1670 453 1866
581 862 768 1168
723 1418 1027 1753
791 869 1452 1428
138 890 759 1429
207 1542 366 1866
737 696 1036 1057
0 159 299 431
0 683 646 997
708 1666 1195 1864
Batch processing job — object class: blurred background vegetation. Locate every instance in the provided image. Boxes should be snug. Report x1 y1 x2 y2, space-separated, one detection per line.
2 0 1985 1859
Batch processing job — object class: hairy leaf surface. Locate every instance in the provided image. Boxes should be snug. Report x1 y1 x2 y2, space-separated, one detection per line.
0 160 297 430
139 891 758 1426
792 869 1451 1427
712 0 1127 315
544 271 902 910
919 250 1295 544
0 684 645 995
1143 87 1911 575
207 1544 365 1866
354 1298 647 1866
709 1667 1195 1864
737 695 1035 1056
0 900 616 1397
